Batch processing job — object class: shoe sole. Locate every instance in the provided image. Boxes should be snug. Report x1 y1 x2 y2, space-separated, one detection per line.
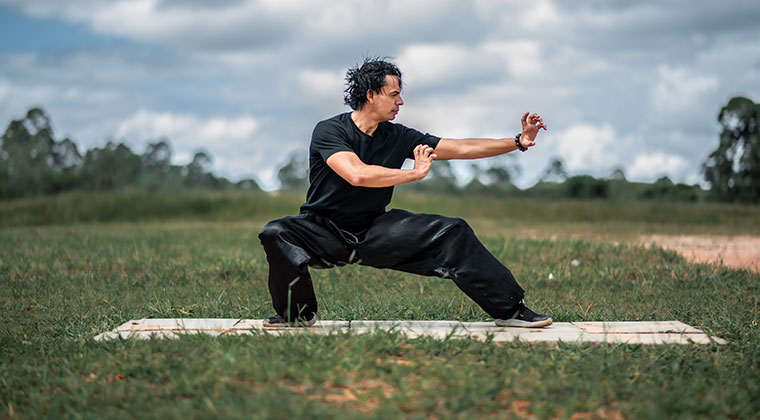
263 320 317 328
495 317 553 328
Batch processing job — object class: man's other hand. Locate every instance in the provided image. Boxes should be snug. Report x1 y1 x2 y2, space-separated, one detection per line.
520 112 547 148
413 144 436 180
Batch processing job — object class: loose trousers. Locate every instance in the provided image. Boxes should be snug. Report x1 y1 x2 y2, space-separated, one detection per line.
258 209 525 322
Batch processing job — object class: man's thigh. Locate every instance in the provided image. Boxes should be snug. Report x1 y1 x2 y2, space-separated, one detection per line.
356 209 469 269
260 213 354 268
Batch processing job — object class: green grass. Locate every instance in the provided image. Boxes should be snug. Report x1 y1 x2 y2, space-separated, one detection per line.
0 190 302 228
2 208 759 418
3 189 760 235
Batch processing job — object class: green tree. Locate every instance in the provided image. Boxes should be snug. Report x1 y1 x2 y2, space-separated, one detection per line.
80 141 142 190
539 157 568 183
399 159 460 194
639 176 699 202
702 96 760 203
0 107 81 198
424 159 459 193
277 151 309 191
1 106 259 198
483 156 520 186
608 166 627 181
137 139 177 191
565 175 609 199
184 150 222 188
142 139 172 173
463 156 520 195
235 178 261 190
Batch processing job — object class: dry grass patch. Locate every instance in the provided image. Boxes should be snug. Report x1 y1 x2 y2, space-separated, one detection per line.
639 234 760 272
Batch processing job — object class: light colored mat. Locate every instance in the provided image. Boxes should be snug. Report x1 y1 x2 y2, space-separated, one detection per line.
94 319 725 345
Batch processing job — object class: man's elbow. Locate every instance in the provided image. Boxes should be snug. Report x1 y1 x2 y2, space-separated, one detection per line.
344 172 366 187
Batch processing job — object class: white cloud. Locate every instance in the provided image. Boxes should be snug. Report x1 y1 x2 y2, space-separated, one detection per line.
397 44 478 87
4 0 484 55
483 41 543 78
518 0 560 29
546 123 621 173
397 40 543 89
0 79 9 102
295 69 345 103
651 66 718 118
1 0 299 51
473 0 559 28
115 109 259 162
628 152 689 181
398 101 498 139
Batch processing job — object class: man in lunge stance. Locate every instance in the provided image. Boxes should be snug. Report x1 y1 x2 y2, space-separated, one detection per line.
259 58 551 328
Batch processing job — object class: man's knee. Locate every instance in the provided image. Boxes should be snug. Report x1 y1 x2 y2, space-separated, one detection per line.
444 216 472 233
450 216 469 228
259 218 290 246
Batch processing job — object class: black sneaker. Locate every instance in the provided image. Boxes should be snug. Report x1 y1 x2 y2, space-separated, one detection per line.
263 314 317 328
494 301 552 328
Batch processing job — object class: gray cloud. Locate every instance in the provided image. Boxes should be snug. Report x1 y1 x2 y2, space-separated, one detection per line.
1 0 760 189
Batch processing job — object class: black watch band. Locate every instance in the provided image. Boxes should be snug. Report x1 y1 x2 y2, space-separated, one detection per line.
515 133 527 152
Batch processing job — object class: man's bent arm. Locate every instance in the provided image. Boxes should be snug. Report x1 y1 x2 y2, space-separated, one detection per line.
434 137 519 160
326 147 434 188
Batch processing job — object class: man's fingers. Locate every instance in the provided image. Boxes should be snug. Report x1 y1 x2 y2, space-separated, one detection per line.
528 114 547 130
414 145 436 161
414 145 425 157
521 112 529 124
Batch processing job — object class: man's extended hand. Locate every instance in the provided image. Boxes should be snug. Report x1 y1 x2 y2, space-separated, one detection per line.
412 144 436 180
519 112 547 149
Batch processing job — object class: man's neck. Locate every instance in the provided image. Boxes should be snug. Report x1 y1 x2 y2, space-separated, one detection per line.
351 110 382 136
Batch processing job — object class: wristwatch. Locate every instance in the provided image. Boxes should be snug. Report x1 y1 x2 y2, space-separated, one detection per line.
515 133 527 152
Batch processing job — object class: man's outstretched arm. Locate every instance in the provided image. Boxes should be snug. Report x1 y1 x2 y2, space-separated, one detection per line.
434 112 547 160
326 144 436 188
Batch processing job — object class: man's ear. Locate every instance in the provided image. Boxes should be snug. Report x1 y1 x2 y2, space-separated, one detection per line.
365 89 374 104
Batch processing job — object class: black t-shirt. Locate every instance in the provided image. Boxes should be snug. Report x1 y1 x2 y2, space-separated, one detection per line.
300 112 440 233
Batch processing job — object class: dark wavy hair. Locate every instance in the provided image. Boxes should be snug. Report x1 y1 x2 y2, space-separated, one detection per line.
343 57 402 110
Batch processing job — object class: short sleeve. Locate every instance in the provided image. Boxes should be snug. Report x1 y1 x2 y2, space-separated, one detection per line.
311 120 354 161
398 125 441 159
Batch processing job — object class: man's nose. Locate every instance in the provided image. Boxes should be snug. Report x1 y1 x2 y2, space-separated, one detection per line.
397 96 404 106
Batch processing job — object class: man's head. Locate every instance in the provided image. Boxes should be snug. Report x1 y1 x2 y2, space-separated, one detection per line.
344 58 403 120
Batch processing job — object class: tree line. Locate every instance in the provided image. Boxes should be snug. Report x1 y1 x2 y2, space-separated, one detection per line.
0 108 259 200
3 96 759 203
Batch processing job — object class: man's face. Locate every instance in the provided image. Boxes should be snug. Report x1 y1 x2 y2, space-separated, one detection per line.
369 75 404 121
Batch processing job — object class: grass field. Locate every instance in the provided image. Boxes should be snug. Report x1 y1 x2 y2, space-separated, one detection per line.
1 191 759 419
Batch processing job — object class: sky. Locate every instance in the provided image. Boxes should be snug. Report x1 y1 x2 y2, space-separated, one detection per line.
1 0 759 190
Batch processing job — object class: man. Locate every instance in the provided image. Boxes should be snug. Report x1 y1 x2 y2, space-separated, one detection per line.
259 58 550 328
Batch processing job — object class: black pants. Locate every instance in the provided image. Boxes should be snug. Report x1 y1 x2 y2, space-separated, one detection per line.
258 209 524 322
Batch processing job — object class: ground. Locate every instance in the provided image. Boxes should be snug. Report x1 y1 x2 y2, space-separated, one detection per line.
639 234 760 272
2 191 759 418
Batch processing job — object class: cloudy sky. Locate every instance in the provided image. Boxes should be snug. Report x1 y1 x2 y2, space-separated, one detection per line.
1 1 759 189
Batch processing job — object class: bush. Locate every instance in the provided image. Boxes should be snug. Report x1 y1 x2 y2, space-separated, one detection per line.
565 175 609 199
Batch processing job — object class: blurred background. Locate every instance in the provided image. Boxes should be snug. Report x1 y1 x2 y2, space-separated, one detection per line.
1 0 759 201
